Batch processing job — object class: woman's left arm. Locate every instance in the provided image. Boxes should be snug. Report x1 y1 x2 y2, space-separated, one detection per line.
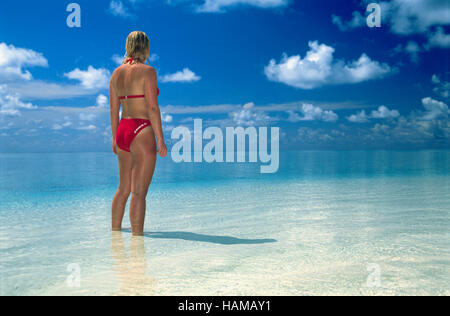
109 77 120 154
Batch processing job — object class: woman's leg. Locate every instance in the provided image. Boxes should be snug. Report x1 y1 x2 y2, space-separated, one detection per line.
112 146 133 231
129 126 157 236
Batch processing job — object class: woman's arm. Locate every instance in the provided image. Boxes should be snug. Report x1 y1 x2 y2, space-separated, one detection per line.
144 68 167 157
109 76 120 154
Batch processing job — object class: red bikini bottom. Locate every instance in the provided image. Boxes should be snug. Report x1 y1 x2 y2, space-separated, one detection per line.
116 118 151 152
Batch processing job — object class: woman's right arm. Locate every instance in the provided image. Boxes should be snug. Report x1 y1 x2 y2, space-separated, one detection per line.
144 67 167 157
109 74 120 155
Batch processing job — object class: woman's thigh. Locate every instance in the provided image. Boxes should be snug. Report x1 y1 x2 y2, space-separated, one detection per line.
116 145 133 194
130 126 157 195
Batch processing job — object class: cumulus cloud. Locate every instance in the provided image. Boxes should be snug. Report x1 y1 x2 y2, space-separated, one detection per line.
0 85 37 116
287 103 338 122
149 53 160 62
405 41 422 63
108 1 133 18
380 0 450 35
370 105 400 119
195 0 289 13
333 0 450 54
426 27 450 49
52 120 72 131
347 105 400 123
431 74 449 99
161 112 173 123
333 0 449 36
421 97 449 120
347 110 370 123
0 42 48 81
264 41 393 89
393 41 424 64
230 102 271 126
160 68 201 83
64 66 110 90
111 54 125 65
96 94 108 108
331 11 365 31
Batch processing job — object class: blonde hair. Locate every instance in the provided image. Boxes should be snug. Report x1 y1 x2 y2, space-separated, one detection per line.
124 31 150 64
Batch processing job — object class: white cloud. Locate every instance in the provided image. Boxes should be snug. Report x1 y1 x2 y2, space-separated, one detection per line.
230 101 271 126
347 110 370 123
196 0 289 13
96 94 108 108
0 42 110 100
160 99 369 116
161 112 173 123
6 80 104 100
393 41 422 64
111 54 124 65
331 11 365 31
286 110 303 122
287 103 338 122
52 122 72 131
333 0 450 53
51 124 63 130
64 66 110 90
426 27 450 49
79 113 97 121
0 42 48 81
421 97 449 120
371 105 400 119
264 41 393 89
160 68 201 83
381 0 450 35
404 41 422 64
431 74 441 85
108 1 133 18
431 74 449 99
0 85 37 116
77 124 97 130
347 105 400 123
149 53 159 62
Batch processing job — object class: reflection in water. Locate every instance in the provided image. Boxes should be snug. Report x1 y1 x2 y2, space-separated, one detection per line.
110 232 156 295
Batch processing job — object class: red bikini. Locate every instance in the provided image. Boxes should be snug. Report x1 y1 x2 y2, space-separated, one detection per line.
115 57 159 152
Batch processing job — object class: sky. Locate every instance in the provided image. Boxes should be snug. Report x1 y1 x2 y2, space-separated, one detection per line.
0 0 449 152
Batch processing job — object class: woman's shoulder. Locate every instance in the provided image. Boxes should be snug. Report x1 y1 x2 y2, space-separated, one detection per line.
141 64 156 72
111 64 125 76
141 65 157 78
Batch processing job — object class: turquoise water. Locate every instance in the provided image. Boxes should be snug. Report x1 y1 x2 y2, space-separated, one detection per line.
0 150 449 295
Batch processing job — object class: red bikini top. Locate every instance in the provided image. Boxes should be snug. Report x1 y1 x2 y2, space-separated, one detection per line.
119 57 159 100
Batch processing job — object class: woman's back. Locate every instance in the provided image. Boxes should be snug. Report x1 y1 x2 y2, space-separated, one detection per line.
112 62 156 119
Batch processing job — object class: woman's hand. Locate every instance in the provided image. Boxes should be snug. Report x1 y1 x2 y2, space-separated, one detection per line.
157 140 167 157
112 138 118 155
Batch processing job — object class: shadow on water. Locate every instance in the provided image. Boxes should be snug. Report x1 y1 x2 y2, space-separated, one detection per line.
122 229 277 245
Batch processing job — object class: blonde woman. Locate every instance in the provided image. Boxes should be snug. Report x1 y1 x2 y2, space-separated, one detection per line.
110 31 167 236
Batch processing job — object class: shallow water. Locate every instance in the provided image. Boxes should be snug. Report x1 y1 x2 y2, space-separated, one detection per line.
0 150 449 295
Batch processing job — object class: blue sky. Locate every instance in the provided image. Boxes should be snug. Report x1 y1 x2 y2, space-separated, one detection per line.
0 0 449 152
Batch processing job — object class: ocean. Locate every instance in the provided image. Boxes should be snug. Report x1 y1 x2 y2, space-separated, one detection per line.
0 150 449 295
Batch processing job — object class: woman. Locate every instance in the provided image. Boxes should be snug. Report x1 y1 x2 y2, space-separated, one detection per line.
109 31 167 236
